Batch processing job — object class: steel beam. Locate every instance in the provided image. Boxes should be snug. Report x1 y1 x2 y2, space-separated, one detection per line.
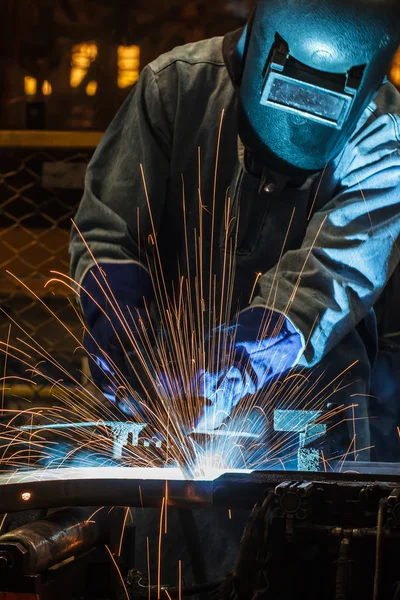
1 466 400 513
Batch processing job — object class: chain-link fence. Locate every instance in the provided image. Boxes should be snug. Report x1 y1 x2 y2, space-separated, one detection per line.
0 131 101 407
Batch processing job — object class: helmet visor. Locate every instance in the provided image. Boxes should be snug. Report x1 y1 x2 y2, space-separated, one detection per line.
261 72 354 129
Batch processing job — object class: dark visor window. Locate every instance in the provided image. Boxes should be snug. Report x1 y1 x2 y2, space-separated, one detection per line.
261 74 350 127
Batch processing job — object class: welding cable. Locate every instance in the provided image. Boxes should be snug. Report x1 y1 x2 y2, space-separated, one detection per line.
373 498 387 600
136 579 224 598
229 493 275 599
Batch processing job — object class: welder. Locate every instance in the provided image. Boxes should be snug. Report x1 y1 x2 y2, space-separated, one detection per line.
70 0 400 587
71 0 400 444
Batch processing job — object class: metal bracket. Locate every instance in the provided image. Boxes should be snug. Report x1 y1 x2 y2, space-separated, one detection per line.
273 409 327 471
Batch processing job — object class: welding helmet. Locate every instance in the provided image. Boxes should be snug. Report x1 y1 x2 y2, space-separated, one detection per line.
238 0 400 176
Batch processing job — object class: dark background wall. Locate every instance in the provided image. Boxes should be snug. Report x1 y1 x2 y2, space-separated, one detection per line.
0 0 252 131
0 1 252 415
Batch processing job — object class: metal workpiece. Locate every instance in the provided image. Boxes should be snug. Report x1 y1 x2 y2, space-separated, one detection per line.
273 409 327 471
17 420 261 468
0 506 108 574
18 421 152 460
1 466 400 514
0 467 215 513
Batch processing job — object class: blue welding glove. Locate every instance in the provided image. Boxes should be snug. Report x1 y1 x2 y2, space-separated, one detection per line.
193 307 304 431
80 262 155 413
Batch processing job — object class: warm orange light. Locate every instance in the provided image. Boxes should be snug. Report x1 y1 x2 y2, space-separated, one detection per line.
70 42 98 88
118 71 139 88
42 80 52 96
118 58 140 70
390 47 400 88
118 45 140 89
21 491 31 501
86 80 98 96
74 55 91 69
81 42 98 60
70 68 87 88
24 76 37 96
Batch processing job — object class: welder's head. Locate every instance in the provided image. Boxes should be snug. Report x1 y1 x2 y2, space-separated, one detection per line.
238 0 400 176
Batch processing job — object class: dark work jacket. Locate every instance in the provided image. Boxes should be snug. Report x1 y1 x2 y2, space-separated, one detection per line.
70 29 400 458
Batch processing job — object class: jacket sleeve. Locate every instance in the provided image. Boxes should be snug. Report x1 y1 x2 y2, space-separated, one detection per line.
69 64 171 304
250 112 400 367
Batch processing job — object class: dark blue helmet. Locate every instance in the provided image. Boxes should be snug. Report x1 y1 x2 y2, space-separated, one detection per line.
238 0 400 175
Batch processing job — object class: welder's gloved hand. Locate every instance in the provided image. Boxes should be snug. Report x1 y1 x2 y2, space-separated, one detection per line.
194 308 304 431
80 262 155 415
